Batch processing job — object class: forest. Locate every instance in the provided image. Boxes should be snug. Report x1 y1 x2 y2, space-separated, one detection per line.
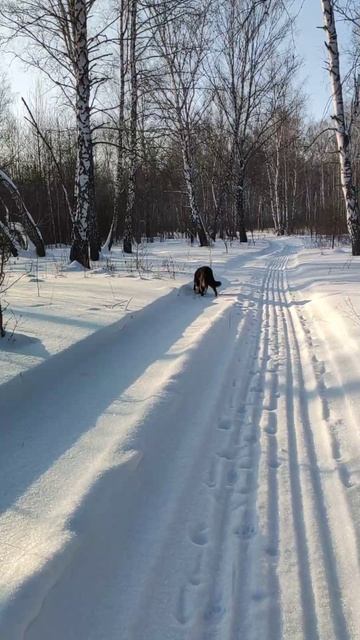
0 0 359 271
3 4 360 638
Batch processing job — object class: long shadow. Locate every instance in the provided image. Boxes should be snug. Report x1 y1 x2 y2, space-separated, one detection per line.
220 290 310 309
0 239 288 516
16 308 103 330
289 274 360 293
0 286 215 515
0 333 50 359
5 274 269 639
285 377 360 404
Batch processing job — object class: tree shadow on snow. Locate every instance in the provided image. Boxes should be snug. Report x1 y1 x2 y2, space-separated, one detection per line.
0 332 50 359
0 285 222 516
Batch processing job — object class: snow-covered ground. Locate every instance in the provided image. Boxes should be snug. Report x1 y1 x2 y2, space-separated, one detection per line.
1 236 360 639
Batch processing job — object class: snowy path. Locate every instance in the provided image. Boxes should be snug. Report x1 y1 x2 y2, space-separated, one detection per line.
1 239 360 639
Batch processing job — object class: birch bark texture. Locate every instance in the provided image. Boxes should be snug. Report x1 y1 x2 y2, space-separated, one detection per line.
0 0 100 267
105 0 128 252
123 0 138 254
70 0 97 267
321 0 360 255
0 169 45 257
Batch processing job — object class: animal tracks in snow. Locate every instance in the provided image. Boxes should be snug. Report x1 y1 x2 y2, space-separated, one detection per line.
18 242 360 640
174 251 360 640
188 523 209 547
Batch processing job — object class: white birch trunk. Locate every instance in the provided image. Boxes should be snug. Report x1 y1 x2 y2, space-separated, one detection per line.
321 0 360 255
235 162 247 242
70 0 97 267
123 0 137 254
284 156 288 232
274 145 282 233
290 164 297 233
266 160 279 233
0 219 21 256
0 169 45 256
106 0 127 252
182 142 209 246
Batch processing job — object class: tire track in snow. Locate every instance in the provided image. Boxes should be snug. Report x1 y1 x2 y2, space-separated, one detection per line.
182 253 288 640
129 248 358 640
20 242 359 640
297 312 353 489
168 271 269 639
226 258 283 640
123 278 268 640
289 277 360 637
131 248 358 640
274 256 319 640
167 291 261 633
278 257 351 640
255 258 283 640
184 280 266 638
18 284 258 640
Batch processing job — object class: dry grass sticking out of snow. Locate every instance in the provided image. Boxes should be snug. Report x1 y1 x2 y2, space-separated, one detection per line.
0 238 262 386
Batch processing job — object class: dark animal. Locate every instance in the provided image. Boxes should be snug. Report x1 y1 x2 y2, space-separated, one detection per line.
194 266 222 297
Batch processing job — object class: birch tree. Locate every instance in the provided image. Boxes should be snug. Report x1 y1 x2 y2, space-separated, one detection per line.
211 0 297 242
0 169 46 255
147 0 210 246
264 101 301 235
0 242 9 337
70 0 96 266
104 0 128 252
123 0 137 254
103 0 143 254
321 0 360 254
0 0 106 266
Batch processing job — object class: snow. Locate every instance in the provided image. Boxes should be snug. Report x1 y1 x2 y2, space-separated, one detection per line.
1 236 360 639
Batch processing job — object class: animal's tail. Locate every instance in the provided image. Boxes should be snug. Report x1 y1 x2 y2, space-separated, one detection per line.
214 280 221 287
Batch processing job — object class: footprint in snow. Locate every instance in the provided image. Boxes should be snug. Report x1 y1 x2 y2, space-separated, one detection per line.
339 464 353 489
189 550 203 586
227 468 238 486
217 447 238 460
218 417 232 431
238 458 253 469
268 457 281 469
204 460 217 488
189 523 209 546
244 432 258 444
234 523 256 540
203 597 226 623
175 585 193 624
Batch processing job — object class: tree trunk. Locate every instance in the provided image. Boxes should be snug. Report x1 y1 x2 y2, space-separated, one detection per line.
289 163 297 233
124 171 135 254
108 112 125 252
106 0 127 252
210 180 220 241
236 165 247 243
0 169 45 257
88 151 100 260
123 0 138 255
0 303 4 337
321 0 360 255
266 159 280 234
0 219 19 256
182 145 209 246
70 0 95 268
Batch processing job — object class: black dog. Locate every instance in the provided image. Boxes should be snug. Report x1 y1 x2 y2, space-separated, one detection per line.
194 266 222 297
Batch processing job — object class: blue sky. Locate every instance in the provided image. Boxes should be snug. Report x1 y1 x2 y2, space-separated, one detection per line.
295 0 352 120
4 0 353 122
